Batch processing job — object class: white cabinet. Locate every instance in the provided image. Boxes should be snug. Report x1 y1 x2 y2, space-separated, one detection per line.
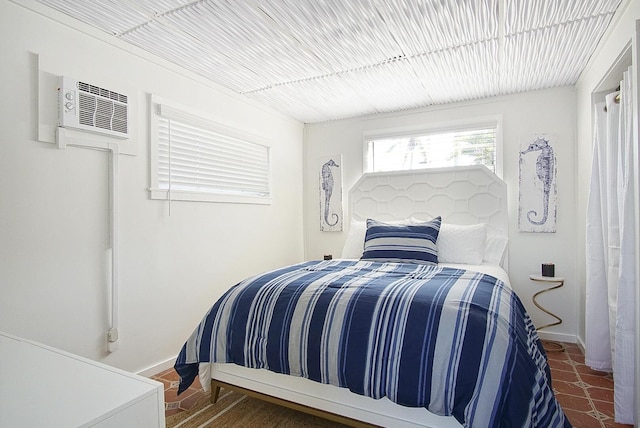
0 332 165 427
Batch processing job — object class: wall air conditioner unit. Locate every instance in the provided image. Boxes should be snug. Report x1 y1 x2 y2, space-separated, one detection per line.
58 76 129 139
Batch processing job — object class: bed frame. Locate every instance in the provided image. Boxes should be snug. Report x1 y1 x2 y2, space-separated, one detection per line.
349 166 507 236
207 166 509 427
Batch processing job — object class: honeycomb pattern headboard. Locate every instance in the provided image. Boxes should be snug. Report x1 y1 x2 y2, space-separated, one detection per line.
349 165 508 239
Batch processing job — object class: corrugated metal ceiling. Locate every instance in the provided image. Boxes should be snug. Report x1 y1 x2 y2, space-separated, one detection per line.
34 0 623 123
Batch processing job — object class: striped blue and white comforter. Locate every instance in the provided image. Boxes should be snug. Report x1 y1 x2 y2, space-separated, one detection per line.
175 260 570 427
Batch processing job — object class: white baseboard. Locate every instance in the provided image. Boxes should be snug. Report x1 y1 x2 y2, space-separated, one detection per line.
537 331 577 344
137 356 177 378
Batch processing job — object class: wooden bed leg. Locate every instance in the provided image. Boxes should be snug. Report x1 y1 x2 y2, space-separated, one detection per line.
210 380 221 404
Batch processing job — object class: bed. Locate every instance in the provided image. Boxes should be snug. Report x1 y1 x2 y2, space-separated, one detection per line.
174 166 570 427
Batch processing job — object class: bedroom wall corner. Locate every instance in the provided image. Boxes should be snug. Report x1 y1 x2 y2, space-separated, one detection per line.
0 1 305 374
303 87 579 343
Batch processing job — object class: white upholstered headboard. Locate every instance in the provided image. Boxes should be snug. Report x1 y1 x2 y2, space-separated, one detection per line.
349 165 508 243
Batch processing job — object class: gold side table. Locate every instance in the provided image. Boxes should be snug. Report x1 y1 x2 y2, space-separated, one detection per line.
529 274 565 352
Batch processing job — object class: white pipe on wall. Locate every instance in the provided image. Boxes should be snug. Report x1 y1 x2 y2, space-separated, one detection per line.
56 128 120 353
107 145 119 352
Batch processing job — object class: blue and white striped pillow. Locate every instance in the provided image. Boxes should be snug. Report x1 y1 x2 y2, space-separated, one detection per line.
361 217 441 264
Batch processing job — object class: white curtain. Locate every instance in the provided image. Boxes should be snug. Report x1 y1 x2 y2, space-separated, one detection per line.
585 65 636 425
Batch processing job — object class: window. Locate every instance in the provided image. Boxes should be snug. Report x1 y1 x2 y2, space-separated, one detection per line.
365 122 499 175
150 98 271 204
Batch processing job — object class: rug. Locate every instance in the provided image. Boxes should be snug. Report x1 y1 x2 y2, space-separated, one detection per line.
165 388 353 428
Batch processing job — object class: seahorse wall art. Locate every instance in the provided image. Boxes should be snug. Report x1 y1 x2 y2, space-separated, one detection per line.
319 156 343 232
518 136 557 233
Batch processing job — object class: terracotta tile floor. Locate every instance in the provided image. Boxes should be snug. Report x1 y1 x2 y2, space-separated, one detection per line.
151 367 206 418
543 341 633 428
152 342 634 426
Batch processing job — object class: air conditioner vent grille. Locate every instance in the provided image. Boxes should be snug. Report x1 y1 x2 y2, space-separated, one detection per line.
59 76 129 139
77 81 128 104
112 105 128 134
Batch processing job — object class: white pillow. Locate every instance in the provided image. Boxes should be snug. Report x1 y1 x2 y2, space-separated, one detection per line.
484 231 508 265
437 223 487 265
343 219 508 265
341 220 367 259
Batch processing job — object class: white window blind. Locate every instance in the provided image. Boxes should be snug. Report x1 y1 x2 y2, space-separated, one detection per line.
150 102 271 204
365 125 497 174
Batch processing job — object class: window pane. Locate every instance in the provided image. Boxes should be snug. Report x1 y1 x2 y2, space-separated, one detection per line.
366 127 496 173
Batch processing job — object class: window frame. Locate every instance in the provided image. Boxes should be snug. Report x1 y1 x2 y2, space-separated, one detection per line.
149 96 272 205
362 116 503 178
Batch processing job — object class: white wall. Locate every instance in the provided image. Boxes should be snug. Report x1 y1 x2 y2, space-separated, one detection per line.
0 1 304 373
304 87 578 342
